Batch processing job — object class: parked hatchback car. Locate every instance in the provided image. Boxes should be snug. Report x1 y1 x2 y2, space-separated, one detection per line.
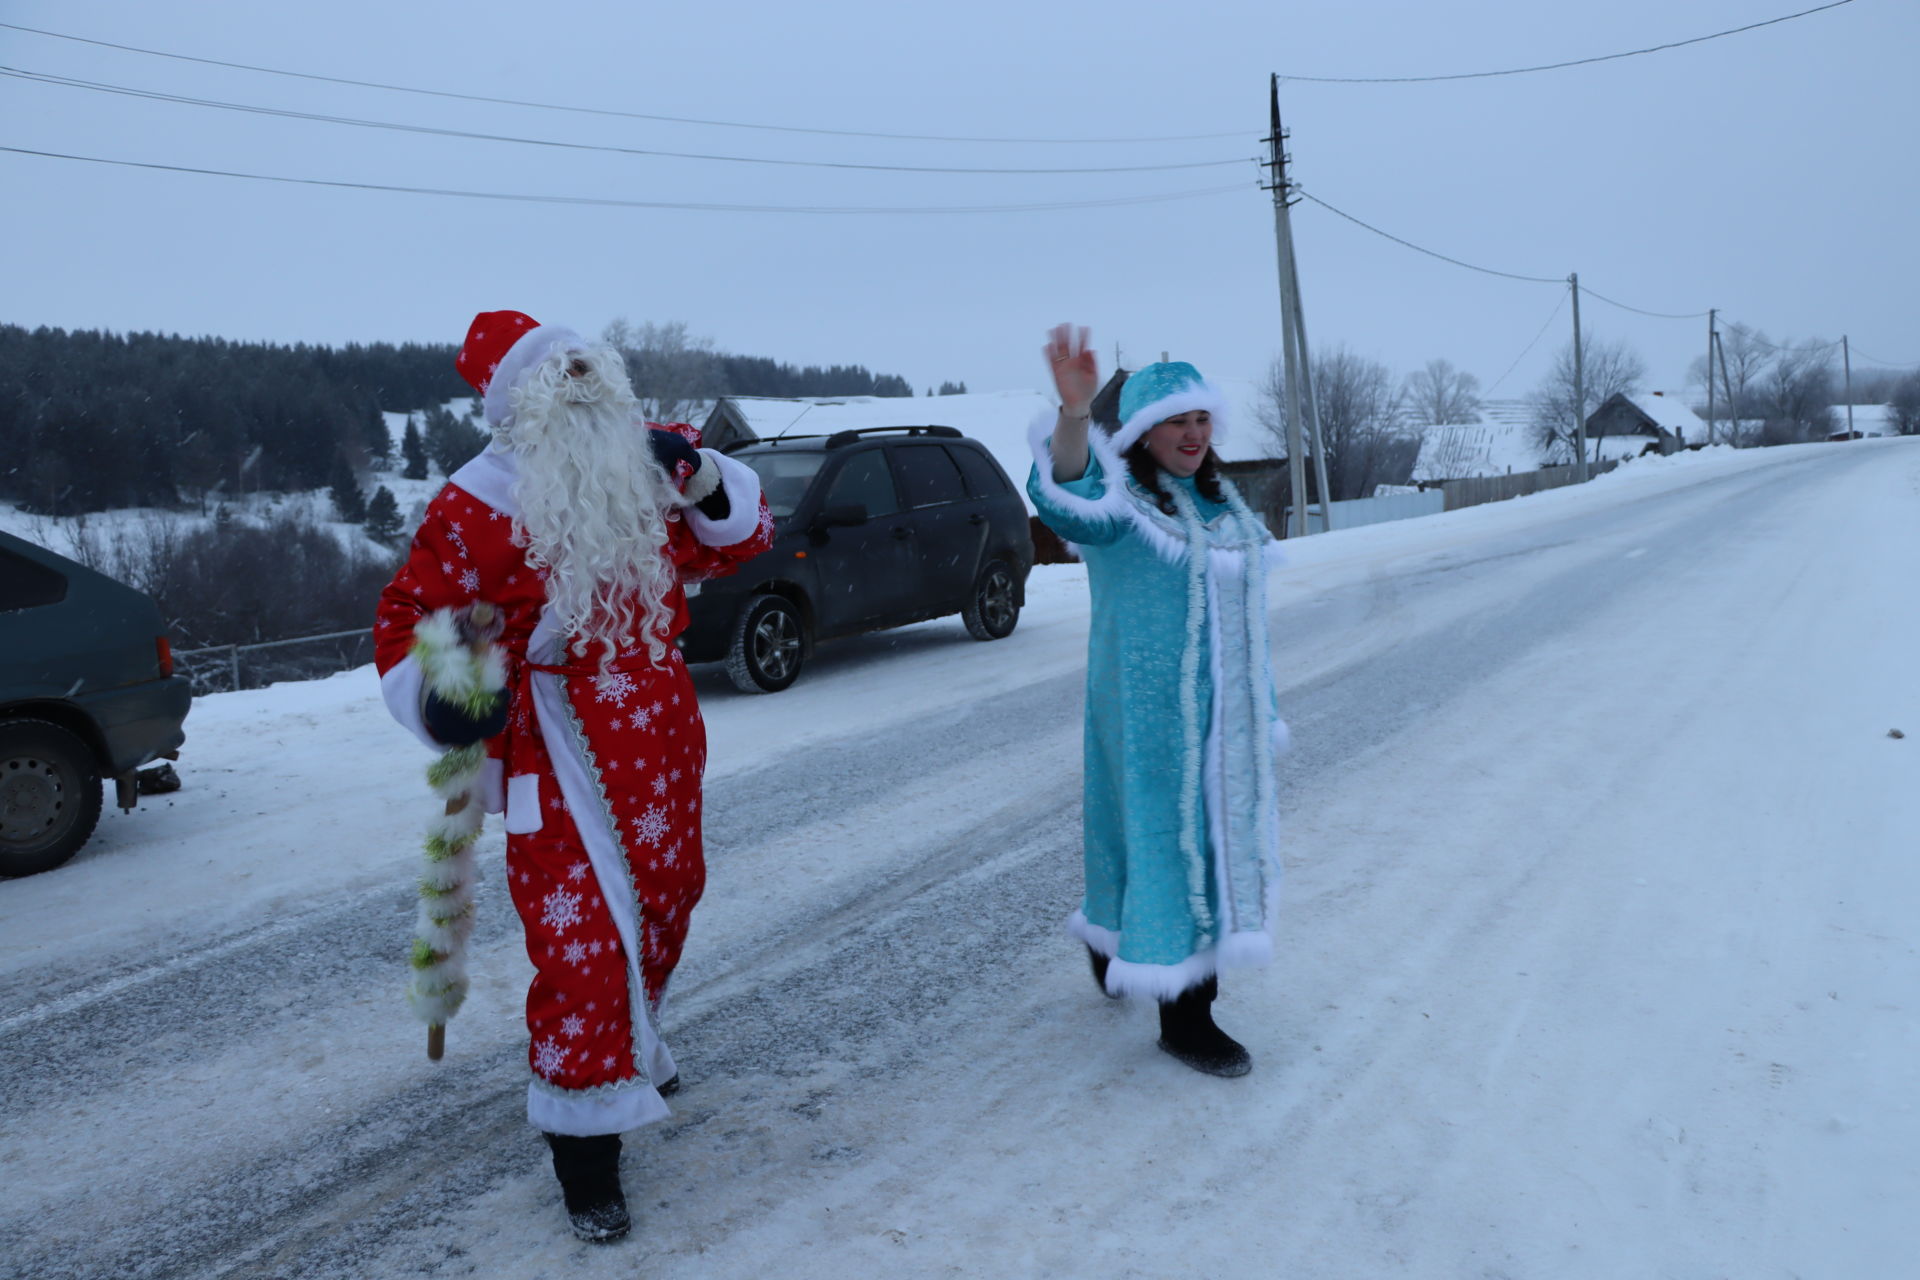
680 426 1034 692
0 529 191 876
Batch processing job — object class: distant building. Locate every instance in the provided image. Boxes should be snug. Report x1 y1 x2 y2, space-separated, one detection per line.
1825 404 1896 440
1584 390 1705 451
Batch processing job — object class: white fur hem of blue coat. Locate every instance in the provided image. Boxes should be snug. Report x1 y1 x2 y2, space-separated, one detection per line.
1068 909 1274 1001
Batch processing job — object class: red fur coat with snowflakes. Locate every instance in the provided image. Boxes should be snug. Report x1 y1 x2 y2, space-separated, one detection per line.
373 431 771 1136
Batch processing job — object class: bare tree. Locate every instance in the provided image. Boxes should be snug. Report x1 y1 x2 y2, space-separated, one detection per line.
1889 373 1920 436
1759 340 1835 443
602 318 721 424
1529 336 1647 464
1259 346 1412 500
1687 322 1771 444
1402 358 1483 426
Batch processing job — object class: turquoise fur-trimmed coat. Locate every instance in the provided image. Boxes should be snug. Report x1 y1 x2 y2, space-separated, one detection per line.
1028 413 1288 1000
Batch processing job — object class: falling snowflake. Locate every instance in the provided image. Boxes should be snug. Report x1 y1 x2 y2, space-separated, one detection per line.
561 1014 586 1039
632 805 671 846
567 862 589 882
596 673 638 705
532 1038 567 1078
563 940 588 966
542 887 584 934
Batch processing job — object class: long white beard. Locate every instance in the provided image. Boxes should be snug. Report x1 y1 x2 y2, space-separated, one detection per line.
503 344 679 668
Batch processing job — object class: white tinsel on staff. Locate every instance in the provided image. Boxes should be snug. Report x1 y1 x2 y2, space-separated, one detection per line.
408 604 507 1060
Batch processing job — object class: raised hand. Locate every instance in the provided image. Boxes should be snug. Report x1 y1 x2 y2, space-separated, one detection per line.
1043 323 1099 416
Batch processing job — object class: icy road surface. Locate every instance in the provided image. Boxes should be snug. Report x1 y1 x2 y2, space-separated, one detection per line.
2 440 1915 1279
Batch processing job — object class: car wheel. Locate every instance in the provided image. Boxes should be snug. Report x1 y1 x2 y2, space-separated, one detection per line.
962 560 1020 641
725 594 805 693
0 718 104 877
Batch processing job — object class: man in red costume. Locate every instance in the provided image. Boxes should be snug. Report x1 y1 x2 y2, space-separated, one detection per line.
374 311 772 1242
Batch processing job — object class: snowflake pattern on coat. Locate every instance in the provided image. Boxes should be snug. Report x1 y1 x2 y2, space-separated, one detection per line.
374 425 770 1100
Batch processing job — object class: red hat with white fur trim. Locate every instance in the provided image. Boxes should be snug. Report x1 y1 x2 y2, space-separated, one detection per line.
454 310 587 428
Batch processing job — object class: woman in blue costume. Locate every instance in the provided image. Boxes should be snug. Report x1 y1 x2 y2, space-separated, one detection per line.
1028 324 1287 1077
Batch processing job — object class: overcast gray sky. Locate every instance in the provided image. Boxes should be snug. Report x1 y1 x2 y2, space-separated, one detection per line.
3 0 1914 406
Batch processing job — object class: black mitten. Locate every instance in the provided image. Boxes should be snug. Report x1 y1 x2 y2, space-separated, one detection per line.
423 688 508 746
647 428 699 478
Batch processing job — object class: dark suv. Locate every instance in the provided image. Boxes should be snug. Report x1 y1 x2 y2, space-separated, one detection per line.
681 426 1033 692
0 529 191 876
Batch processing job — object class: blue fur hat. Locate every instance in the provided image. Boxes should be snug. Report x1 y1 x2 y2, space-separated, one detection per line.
1112 361 1230 454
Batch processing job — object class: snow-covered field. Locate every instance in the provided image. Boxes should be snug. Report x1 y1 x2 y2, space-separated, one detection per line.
2 438 1915 1278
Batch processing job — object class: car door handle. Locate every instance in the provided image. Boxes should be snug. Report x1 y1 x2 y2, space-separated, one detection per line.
890 526 912 540
967 513 986 525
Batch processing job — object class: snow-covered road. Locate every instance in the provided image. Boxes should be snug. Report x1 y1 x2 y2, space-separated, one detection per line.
3 440 1915 1279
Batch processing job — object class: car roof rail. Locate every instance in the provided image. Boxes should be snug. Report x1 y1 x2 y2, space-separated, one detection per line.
822 425 962 448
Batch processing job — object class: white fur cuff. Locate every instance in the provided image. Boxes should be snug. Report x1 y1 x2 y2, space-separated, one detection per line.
676 449 723 506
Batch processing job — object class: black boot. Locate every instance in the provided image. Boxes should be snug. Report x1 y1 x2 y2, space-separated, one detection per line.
543 1132 630 1243
1156 976 1252 1077
1086 945 1123 999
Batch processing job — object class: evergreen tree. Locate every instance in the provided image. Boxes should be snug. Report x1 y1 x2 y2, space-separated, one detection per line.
401 417 428 480
364 485 403 544
937 380 968 396
329 452 367 523
422 404 487 476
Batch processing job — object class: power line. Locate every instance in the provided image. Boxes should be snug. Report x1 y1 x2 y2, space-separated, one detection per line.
1484 291 1568 395
1577 285 1708 321
1 66 1253 176
1274 0 1858 84
0 20 1245 145
1300 189 1711 320
1843 344 1918 368
0 144 1252 214
1295 188 1563 284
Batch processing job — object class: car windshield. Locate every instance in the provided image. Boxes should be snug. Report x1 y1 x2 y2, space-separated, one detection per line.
736 448 828 519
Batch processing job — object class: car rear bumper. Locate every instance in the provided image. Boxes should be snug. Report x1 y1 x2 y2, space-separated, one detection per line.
78 676 192 775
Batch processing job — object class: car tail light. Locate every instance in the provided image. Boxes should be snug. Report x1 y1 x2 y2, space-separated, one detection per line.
157 636 174 678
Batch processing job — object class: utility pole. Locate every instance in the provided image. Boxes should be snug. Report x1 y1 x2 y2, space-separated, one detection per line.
1264 76 1333 535
1570 272 1588 482
1286 213 1336 529
1714 328 1738 446
1843 334 1854 436
1712 307 1728 449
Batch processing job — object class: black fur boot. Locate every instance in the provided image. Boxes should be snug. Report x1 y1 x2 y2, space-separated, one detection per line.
1156 976 1251 1077
544 1132 630 1243
1086 945 1123 999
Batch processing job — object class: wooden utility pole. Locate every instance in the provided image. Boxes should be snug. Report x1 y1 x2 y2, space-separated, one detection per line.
1714 328 1738 445
1569 273 1588 482
1843 335 1854 436
1712 310 1728 449
1265 76 1334 534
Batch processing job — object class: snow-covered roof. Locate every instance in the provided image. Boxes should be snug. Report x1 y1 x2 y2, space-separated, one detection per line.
1617 391 1706 439
1830 404 1895 437
1409 399 1544 481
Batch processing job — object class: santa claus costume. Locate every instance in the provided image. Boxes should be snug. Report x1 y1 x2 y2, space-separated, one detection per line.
374 311 772 1242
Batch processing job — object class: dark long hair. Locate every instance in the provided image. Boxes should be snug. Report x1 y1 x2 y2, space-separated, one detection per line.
1123 442 1226 516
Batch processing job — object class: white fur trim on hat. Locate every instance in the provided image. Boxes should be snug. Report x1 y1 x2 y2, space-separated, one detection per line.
481 324 586 428
1112 382 1231 456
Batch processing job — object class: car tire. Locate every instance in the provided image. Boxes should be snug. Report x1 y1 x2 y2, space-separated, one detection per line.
725 594 805 694
962 559 1020 641
0 718 104 877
